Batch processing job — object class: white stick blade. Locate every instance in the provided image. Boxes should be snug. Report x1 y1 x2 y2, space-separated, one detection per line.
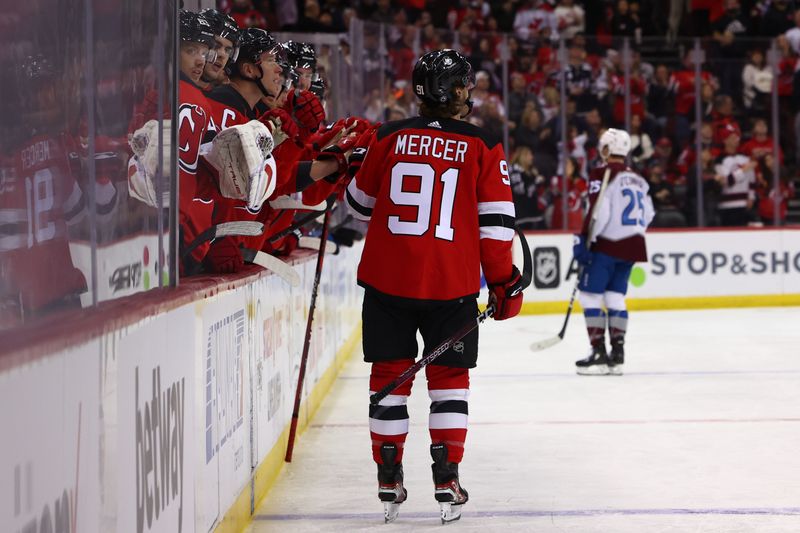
529 335 563 352
251 251 301 287
298 236 337 254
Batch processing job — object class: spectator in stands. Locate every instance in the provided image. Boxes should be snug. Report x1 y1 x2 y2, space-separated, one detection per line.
741 117 783 165
784 9 800 56
509 145 547 229
546 156 586 231
742 48 773 115
647 160 687 227
369 0 396 24
491 0 516 33
629 113 654 171
712 0 749 98
711 95 741 145
508 73 538 129
714 129 757 226
677 121 718 176
669 49 717 148
647 64 672 134
610 0 640 43
514 104 546 154
513 0 560 41
562 42 596 113
555 0 586 40
759 0 795 37
685 146 723 226
756 155 795 225
229 0 268 29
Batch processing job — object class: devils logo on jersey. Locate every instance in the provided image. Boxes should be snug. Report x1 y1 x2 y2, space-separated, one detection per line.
178 103 206 174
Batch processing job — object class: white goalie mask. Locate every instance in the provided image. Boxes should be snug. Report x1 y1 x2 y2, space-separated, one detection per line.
598 128 631 160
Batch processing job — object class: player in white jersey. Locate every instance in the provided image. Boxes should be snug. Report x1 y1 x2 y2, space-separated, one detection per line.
572 128 655 375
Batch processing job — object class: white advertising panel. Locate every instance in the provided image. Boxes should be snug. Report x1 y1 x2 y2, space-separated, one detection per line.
116 308 196 533
519 229 800 302
0 343 101 533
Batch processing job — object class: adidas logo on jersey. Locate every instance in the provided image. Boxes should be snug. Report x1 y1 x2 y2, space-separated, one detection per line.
427 120 442 128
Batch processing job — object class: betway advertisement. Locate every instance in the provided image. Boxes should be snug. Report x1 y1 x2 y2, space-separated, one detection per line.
518 229 800 302
116 308 196 533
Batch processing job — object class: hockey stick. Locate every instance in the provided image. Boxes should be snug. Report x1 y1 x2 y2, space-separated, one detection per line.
529 168 611 352
240 247 301 287
370 227 533 406
298 236 337 254
267 195 336 243
268 195 327 211
181 221 264 261
285 206 334 462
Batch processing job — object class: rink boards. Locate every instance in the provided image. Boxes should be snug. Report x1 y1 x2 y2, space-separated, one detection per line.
3 228 800 533
514 227 800 313
0 245 363 533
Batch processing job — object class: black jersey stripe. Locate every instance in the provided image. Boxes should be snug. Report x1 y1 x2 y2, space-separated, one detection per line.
346 186 373 218
479 213 515 228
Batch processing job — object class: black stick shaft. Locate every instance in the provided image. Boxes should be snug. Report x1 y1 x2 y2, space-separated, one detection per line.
285 209 332 462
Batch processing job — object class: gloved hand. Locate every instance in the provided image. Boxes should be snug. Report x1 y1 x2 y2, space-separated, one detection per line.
205 237 244 274
572 234 593 267
331 226 362 248
317 132 358 182
289 90 325 132
258 108 299 145
309 75 326 100
488 265 524 321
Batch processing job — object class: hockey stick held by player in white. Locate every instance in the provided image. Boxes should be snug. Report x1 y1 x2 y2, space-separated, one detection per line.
239 248 301 287
530 167 611 352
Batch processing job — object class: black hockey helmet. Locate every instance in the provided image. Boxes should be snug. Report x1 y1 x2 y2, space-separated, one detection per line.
283 41 317 70
235 28 285 97
236 28 283 66
412 49 475 106
199 8 240 46
179 10 216 48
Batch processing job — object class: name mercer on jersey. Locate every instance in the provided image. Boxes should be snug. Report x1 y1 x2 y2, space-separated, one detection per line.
394 134 469 163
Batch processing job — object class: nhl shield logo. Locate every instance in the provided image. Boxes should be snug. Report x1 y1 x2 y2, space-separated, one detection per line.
533 247 560 289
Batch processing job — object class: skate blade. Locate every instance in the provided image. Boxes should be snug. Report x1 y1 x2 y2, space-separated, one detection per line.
384 502 401 523
608 364 624 376
439 502 463 524
576 364 609 375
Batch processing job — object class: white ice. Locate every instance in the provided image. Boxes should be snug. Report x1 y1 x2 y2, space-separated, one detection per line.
246 307 800 532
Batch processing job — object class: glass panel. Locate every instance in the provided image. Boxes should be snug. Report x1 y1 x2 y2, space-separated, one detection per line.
0 1 175 332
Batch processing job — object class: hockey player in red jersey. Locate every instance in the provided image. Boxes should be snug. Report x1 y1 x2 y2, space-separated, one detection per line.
204 28 357 269
345 49 524 523
197 8 240 91
573 128 654 376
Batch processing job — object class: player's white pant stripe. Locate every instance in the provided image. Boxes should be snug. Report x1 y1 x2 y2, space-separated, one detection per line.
428 389 470 402
369 418 409 435
479 226 515 241
369 392 409 406
477 201 515 216
429 412 468 429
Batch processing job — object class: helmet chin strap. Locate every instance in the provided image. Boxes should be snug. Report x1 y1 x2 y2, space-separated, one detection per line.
460 98 474 119
250 65 276 98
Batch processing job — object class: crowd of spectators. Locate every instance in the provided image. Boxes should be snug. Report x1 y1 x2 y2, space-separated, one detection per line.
223 0 800 228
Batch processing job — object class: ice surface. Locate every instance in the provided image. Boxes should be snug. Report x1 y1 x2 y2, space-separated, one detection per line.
247 307 800 532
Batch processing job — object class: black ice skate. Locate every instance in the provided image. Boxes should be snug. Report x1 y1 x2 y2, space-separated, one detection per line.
430 443 469 524
608 338 625 376
377 443 407 523
575 343 611 375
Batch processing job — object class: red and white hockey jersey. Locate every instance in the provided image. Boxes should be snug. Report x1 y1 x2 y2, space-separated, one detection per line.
0 135 87 312
582 162 654 263
346 117 516 301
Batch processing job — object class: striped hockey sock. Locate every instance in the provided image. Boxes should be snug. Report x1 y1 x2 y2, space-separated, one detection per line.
426 365 469 464
583 308 607 346
608 308 628 343
369 360 415 464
